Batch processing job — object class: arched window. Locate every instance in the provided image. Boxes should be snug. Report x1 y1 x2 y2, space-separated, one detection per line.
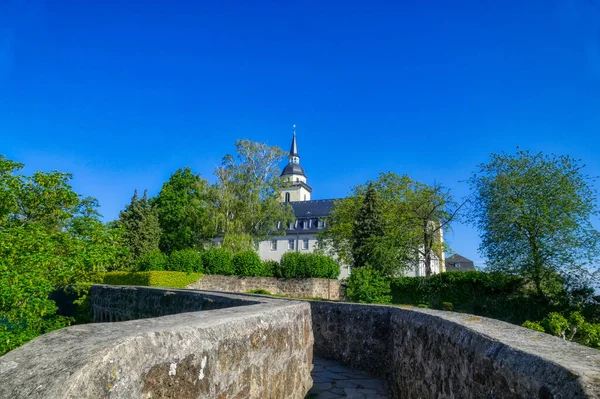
285 192 290 202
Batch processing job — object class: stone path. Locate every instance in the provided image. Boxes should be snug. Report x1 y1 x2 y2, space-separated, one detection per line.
306 356 389 399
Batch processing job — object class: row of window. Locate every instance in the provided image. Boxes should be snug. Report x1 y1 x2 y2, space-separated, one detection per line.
281 219 325 230
270 239 318 251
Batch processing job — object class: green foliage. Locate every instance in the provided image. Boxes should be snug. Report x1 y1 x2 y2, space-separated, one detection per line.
469 149 600 297
442 302 454 311
345 266 391 304
262 260 279 277
320 172 457 277
116 189 161 268
352 183 386 270
202 247 235 275
233 251 267 277
417 304 430 309
102 271 203 288
0 156 125 355
522 321 545 332
152 167 212 253
167 249 204 273
278 252 340 279
136 249 168 271
209 139 294 243
389 271 548 323
542 312 569 338
579 322 600 348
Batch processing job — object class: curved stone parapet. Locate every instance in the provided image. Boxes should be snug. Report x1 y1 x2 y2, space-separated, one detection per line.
0 286 313 399
310 301 600 398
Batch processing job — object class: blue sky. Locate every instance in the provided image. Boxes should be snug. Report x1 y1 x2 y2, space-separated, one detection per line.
2 0 600 267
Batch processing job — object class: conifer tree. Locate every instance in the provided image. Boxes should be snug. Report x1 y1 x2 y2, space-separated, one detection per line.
351 183 386 270
117 189 162 266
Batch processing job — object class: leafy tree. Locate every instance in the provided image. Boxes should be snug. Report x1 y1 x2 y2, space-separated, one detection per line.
209 139 294 243
321 172 454 276
137 249 168 271
542 312 569 339
117 189 161 267
469 150 600 297
0 155 125 355
166 249 203 273
406 182 464 276
351 183 385 270
152 167 211 253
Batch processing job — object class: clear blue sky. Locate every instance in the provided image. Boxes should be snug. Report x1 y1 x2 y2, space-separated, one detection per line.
2 0 600 267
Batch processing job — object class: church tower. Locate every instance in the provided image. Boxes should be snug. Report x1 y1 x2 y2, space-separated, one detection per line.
280 125 312 202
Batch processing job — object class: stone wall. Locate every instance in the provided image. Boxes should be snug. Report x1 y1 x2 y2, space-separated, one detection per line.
187 274 340 300
309 301 600 398
0 286 313 399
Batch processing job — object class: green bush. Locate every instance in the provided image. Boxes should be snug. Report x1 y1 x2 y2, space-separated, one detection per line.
167 249 203 273
233 251 266 277
417 304 429 309
579 322 600 348
345 266 391 304
262 260 279 277
442 302 454 311
278 252 340 279
137 249 168 271
103 271 202 288
522 320 545 332
542 312 569 338
202 248 235 275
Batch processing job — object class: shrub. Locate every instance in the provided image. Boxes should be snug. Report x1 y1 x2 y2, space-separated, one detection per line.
167 249 203 273
278 252 340 279
417 304 430 309
262 260 279 277
233 251 266 277
542 312 569 338
137 249 168 271
103 271 202 288
202 248 235 275
579 322 600 348
442 302 454 311
345 266 391 304
522 320 545 332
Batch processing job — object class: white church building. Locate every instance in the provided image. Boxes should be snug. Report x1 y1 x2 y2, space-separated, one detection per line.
256 129 444 279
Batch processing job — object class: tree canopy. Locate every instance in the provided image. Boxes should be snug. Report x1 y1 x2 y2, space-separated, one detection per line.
469 149 600 296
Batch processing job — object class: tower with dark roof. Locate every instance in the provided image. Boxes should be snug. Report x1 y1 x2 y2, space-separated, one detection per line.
280 125 312 202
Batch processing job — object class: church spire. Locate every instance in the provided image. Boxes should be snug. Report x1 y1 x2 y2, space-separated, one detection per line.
289 124 299 158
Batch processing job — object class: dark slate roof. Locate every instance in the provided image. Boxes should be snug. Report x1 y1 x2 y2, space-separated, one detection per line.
445 254 476 271
281 162 306 177
289 132 299 157
280 199 339 235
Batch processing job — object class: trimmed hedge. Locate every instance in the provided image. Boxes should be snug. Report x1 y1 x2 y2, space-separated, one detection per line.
202 248 235 275
167 249 204 273
389 271 551 324
137 250 168 271
278 252 340 279
103 271 203 288
232 251 269 277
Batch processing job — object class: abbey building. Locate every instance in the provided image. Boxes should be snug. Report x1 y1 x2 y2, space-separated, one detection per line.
256 128 444 279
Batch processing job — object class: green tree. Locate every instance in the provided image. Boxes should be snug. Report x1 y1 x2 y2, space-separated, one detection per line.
152 167 211 253
406 182 464 276
0 155 125 355
469 150 600 297
209 139 294 243
351 183 385 270
321 172 451 276
117 189 161 267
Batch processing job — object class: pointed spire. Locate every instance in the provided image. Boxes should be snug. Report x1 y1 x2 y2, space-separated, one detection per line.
289 124 299 157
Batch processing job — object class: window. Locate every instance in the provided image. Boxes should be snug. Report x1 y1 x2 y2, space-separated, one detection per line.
315 239 323 249
296 178 299 182
288 221 294 229
317 219 325 229
285 192 290 202
270 240 277 251
303 219 310 229
302 239 309 250
288 239 295 250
